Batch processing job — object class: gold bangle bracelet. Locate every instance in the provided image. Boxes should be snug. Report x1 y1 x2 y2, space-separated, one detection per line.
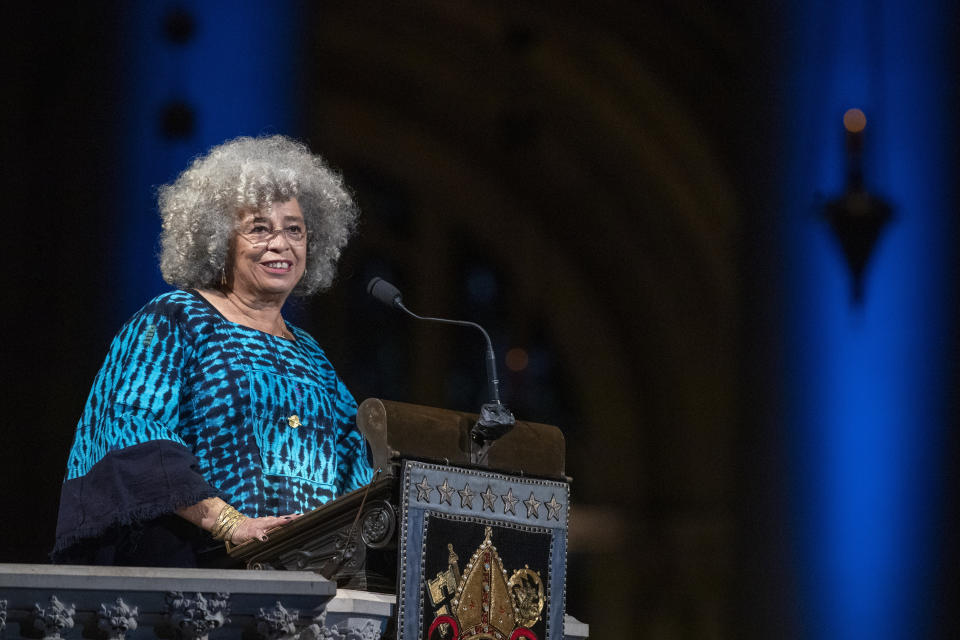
221 518 244 543
214 513 246 542
211 508 236 538
212 510 241 537
213 512 245 540
211 504 248 542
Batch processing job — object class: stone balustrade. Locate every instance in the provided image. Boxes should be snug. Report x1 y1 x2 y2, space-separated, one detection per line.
0 564 587 639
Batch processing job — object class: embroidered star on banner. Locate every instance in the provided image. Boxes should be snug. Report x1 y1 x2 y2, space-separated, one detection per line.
523 492 542 519
459 483 476 509
501 488 519 515
545 494 563 521
415 476 433 503
437 478 455 505
481 485 498 512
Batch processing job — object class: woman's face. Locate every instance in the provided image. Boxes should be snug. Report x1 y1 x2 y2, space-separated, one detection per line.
229 198 307 302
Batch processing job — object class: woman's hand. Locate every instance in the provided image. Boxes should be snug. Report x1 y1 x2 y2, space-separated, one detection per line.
228 513 301 544
176 497 301 543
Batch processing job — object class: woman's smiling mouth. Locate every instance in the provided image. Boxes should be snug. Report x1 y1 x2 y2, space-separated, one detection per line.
262 261 292 273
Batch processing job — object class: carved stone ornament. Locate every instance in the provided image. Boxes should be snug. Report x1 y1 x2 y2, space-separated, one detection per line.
339 620 381 640
98 598 140 640
165 592 231 640
32 595 76 640
299 619 381 640
255 601 299 640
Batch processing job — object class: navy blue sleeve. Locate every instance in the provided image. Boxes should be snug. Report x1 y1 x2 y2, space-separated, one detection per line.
53 296 220 556
53 440 220 556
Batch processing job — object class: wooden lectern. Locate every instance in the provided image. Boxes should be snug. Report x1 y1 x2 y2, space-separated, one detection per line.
229 398 570 640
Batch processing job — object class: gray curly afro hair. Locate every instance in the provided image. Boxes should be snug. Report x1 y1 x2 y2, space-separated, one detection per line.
158 135 358 296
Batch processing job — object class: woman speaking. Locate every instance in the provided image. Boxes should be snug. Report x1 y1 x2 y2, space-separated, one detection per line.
53 135 373 566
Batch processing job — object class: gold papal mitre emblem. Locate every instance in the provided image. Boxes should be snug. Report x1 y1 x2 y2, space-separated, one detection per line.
427 526 543 640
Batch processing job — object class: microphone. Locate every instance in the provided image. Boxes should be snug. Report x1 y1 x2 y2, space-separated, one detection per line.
366 277 515 443
367 277 403 309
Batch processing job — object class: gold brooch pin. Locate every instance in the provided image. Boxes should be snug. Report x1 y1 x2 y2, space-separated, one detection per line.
287 414 302 428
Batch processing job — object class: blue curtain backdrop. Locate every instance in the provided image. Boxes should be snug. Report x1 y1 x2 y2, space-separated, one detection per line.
780 1 955 637
114 1 300 322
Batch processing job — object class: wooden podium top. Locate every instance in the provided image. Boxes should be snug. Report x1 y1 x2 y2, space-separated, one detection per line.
356 398 567 481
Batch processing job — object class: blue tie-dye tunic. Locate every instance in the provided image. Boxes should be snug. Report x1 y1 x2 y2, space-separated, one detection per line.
54 289 373 559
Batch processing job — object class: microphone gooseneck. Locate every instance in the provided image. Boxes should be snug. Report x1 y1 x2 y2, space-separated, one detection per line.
366 276 516 449
366 277 501 404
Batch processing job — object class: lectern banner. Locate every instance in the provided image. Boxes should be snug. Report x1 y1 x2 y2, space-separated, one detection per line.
397 460 569 640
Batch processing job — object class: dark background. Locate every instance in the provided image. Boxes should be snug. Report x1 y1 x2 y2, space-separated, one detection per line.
2 3 958 638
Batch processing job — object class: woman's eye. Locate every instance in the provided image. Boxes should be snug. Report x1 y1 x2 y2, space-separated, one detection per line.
250 224 270 234
286 225 303 234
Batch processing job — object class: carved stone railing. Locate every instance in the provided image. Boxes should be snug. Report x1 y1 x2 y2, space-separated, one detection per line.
0 564 588 639
0 564 378 640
